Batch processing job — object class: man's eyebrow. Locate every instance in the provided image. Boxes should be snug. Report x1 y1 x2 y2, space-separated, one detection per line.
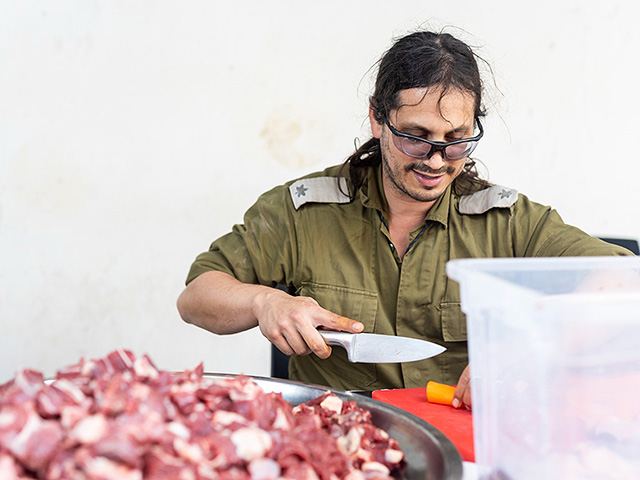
399 122 473 135
449 125 472 135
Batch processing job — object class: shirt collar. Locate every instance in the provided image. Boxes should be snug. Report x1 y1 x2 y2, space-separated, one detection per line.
359 163 387 212
425 186 451 228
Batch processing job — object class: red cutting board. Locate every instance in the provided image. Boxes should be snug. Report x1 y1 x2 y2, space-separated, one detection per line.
372 387 475 462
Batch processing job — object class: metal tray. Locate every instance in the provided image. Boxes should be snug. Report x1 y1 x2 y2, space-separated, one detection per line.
203 373 463 480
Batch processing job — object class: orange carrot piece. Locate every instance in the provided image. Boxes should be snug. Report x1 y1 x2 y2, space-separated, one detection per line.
426 381 456 406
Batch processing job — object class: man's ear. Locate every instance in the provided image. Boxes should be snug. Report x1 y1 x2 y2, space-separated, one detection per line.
369 104 383 139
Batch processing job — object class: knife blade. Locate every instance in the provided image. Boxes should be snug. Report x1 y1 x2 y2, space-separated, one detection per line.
319 331 446 363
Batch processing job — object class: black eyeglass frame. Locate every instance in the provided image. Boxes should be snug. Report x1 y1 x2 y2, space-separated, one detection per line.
384 116 484 160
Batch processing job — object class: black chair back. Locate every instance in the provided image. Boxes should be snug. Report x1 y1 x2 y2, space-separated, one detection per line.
599 237 639 255
271 345 290 379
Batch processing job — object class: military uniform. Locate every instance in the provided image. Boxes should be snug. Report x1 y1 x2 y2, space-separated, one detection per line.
186 164 630 390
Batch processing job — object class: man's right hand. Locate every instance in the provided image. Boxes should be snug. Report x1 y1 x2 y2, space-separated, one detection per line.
177 271 364 360
254 288 364 359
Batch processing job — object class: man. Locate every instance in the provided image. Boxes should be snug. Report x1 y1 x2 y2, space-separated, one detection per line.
177 31 630 409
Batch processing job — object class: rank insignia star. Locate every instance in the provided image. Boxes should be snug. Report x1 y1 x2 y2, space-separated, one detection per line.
498 189 512 199
295 184 308 197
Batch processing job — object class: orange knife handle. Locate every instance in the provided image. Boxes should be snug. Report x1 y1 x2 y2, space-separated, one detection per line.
426 381 457 406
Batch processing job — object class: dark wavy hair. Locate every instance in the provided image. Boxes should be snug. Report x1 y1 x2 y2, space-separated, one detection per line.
341 30 491 196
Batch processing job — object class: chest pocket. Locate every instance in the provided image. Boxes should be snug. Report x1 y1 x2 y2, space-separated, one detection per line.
297 282 379 387
441 302 467 342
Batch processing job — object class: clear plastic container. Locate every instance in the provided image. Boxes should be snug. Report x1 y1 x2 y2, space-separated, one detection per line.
447 256 640 480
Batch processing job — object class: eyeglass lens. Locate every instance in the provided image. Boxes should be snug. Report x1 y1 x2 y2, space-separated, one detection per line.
392 136 476 160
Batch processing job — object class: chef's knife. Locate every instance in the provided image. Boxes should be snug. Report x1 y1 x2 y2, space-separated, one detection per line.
320 331 445 363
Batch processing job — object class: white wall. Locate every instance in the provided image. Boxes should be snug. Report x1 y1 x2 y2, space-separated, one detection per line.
1 1 639 382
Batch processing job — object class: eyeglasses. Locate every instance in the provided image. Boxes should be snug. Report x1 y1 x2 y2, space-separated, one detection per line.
384 117 483 160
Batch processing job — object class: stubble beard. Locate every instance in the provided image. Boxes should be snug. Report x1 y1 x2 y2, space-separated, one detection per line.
381 143 457 204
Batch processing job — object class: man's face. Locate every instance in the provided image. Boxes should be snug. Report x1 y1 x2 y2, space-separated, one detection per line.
370 87 477 207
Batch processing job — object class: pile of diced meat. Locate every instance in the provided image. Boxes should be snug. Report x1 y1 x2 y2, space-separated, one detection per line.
0 350 406 479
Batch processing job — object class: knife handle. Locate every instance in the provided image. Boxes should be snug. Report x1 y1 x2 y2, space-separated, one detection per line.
318 331 351 349
426 381 456 406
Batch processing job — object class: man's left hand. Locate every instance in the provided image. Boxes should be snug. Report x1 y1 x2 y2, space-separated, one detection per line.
452 364 472 409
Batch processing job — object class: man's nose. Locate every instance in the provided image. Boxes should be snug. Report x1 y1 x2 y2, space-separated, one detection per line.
423 149 446 169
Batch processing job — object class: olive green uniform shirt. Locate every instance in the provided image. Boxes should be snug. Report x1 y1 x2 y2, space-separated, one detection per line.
186 164 630 390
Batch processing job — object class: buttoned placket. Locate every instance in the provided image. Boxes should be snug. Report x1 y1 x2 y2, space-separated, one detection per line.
377 210 430 262
376 207 441 387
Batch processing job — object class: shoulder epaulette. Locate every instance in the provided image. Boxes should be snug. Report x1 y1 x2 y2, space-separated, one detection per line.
458 185 518 214
288 177 351 210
